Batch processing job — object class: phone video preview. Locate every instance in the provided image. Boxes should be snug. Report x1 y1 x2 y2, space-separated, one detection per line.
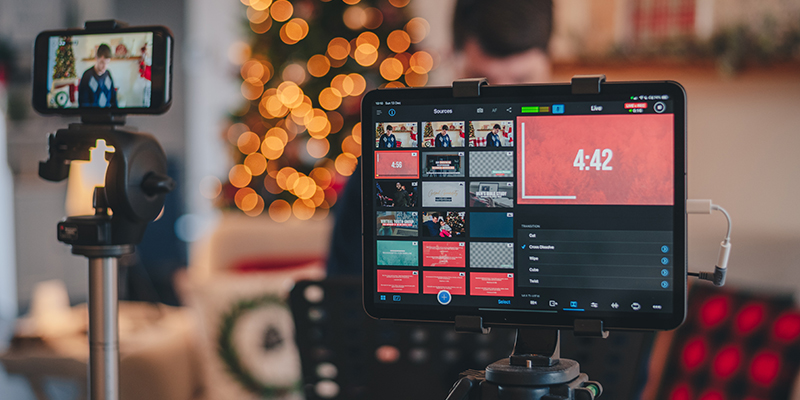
46 32 154 109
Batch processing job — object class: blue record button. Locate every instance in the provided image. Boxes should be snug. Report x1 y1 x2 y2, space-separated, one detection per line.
437 290 452 305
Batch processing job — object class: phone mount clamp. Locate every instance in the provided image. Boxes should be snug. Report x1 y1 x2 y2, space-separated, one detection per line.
444 76 609 400
37 19 174 400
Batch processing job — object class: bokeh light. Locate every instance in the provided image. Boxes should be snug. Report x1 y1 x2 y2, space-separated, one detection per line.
341 135 361 157
354 44 378 66
307 54 331 77
285 18 309 42
387 30 411 53
199 176 222 199
319 87 343 110
335 153 358 176
307 138 330 158
405 18 430 43
351 122 362 144
237 131 261 154
343 6 367 30
249 0 272 11
384 81 405 88
404 71 428 87
227 123 250 145
261 136 286 160
357 31 380 48
243 194 265 217
364 7 383 29
244 153 268 175
247 7 270 23
250 18 273 34
270 0 293 22
241 77 264 100
327 111 344 133
327 38 351 60
234 187 256 210
282 63 307 84
388 0 410 7
342 0 360 4
240 191 260 212
280 24 298 45
263 175 282 194
380 58 403 81
229 164 253 188
293 199 315 220
269 199 292 222
348 73 366 96
409 51 434 74
310 167 333 189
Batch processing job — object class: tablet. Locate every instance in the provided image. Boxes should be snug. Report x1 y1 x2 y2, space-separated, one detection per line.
361 80 686 331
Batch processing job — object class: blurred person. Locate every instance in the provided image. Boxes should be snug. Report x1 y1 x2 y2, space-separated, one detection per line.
422 213 441 237
78 44 118 108
327 0 553 276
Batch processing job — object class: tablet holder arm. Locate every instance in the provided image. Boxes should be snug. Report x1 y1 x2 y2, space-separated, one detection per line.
445 75 609 400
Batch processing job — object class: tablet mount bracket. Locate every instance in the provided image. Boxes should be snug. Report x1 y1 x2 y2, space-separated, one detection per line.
446 76 611 399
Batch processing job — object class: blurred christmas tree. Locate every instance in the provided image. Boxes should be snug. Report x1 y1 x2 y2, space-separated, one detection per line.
53 36 77 80
218 0 433 222
423 121 432 147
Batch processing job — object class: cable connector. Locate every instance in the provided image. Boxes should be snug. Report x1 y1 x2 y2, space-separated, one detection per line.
688 200 731 286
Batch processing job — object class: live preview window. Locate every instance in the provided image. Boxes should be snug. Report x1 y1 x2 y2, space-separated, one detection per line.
361 82 687 331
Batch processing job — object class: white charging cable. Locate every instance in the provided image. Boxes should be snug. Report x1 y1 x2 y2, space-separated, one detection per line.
687 199 731 286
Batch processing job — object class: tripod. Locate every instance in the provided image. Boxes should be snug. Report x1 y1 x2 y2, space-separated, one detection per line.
445 328 603 400
39 115 174 400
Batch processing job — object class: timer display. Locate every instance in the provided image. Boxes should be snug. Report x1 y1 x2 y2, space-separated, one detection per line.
517 114 673 205
573 149 613 171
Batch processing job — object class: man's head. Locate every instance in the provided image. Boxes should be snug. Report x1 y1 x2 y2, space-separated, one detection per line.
386 125 393 133
452 0 553 84
492 124 501 134
431 213 440 222
440 126 447 133
396 182 402 190
94 44 112 74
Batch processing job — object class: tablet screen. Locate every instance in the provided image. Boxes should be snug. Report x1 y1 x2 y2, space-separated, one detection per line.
362 82 686 330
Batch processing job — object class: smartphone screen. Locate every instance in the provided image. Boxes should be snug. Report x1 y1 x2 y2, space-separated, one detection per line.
33 26 172 115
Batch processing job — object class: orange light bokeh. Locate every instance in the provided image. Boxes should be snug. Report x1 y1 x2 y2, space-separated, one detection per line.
307 54 331 78
380 57 403 81
270 0 294 22
327 38 351 60
387 30 411 54
405 17 430 43
269 199 292 222
229 164 253 188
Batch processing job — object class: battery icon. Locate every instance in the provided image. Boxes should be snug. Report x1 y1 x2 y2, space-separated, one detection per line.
521 106 540 113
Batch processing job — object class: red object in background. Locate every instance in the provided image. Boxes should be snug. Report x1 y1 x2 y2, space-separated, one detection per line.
772 311 800 341
749 351 781 386
516 114 673 205
700 295 731 327
140 64 151 80
0 65 6 84
712 345 742 378
670 384 692 400
698 389 725 400
735 303 766 334
681 337 707 370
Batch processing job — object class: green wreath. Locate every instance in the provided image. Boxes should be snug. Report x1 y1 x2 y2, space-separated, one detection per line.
217 295 301 397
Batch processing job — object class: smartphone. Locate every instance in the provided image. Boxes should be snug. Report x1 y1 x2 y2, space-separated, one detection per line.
32 25 172 115
361 81 687 331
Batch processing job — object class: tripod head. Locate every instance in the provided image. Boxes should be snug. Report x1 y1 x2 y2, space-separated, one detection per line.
39 116 174 253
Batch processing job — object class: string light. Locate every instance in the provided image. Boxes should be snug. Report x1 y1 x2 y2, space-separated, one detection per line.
354 43 378 66
229 164 253 188
343 6 367 30
351 122 362 144
364 8 383 29
306 137 330 158
319 87 343 110
249 0 272 11
335 153 358 176
348 73 366 95
244 153 268 175
409 51 434 74
307 54 331 77
327 37 351 61
234 187 257 210
237 131 261 154
327 111 344 133
405 18 430 43
341 135 361 157
387 30 411 53
268 199 292 222
270 0 293 22
292 199 315 220
380 57 403 81
388 0 410 8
